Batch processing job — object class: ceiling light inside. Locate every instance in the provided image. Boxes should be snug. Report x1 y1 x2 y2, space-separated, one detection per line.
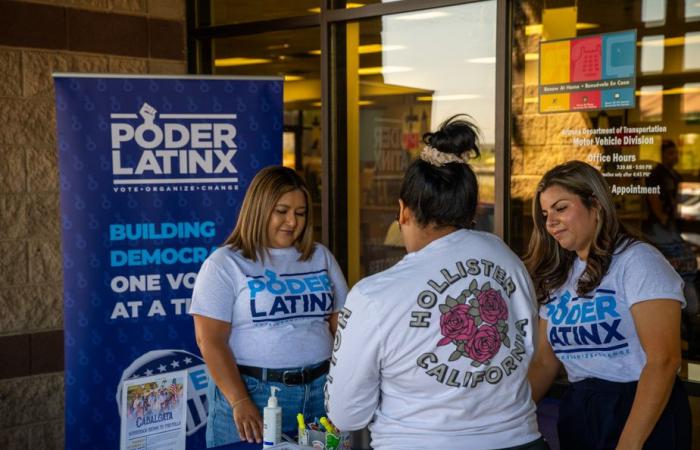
308 43 404 56
359 44 405 54
417 94 481 102
311 100 372 106
638 34 700 47
525 22 599 36
308 3 364 13
358 66 413 75
215 58 271 67
266 43 290 50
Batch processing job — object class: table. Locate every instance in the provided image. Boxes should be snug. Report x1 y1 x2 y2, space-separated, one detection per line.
214 441 262 450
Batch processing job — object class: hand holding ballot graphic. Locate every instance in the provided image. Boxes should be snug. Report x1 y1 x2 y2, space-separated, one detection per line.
140 102 157 122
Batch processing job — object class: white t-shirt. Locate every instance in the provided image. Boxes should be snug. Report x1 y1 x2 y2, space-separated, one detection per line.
189 244 348 368
326 229 540 450
541 242 685 383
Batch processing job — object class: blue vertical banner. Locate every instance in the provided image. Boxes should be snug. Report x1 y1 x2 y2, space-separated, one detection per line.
53 75 283 449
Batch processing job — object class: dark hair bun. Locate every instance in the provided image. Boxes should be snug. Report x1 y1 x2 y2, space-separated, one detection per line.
422 114 481 159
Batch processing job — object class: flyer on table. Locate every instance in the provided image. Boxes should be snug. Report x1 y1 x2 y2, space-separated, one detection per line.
120 371 188 450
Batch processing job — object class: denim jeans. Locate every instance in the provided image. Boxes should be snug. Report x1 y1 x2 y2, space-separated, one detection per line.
206 369 327 448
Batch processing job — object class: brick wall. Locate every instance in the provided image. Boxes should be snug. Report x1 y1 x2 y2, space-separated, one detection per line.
0 1 187 448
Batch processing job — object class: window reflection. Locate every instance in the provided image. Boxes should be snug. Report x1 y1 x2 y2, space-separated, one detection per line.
684 32 700 70
346 1 497 280
642 0 666 25
212 28 323 240
685 0 700 21
683 82 700 123
641 35 665 72
510 0 700 364
639 85 663 121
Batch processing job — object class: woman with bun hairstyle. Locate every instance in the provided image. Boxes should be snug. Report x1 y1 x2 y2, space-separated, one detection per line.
189 166 348 447
526 161 691 449
326 115 546 450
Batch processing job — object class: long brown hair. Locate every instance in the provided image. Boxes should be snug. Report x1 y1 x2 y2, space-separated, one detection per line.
224 166 314 261
524 161 634 303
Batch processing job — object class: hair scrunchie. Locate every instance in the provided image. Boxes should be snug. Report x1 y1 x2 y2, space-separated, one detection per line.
419 146 471 167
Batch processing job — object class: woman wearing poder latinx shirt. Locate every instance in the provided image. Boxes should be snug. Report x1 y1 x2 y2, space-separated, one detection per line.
526 161 691 450
326 115 546 450
189 166 348 448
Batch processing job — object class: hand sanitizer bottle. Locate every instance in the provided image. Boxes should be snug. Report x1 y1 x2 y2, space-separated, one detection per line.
263 386 281 448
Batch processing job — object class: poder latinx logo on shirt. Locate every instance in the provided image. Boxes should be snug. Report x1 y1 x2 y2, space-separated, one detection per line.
246 269 335 324
544 289 629 360
110 103 239 189
409 259 529 390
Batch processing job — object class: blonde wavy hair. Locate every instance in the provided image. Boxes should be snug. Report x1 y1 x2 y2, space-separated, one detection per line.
524 161 634 303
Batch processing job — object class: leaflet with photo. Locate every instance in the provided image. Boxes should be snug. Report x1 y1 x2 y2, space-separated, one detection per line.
120 371 188 450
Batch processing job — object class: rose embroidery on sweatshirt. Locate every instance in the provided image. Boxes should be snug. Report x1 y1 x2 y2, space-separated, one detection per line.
437 281 510 367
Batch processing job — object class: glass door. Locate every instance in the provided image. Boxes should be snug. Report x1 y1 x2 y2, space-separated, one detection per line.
340 1 498 283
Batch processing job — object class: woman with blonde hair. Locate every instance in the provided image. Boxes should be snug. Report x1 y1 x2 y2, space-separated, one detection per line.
526 160 691 449
189 166 348 447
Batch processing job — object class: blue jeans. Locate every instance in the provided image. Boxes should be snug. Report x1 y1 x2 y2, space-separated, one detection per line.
206 369 327 448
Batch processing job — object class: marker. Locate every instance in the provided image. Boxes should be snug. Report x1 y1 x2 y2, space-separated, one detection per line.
319 417 337 434
297 413 308 445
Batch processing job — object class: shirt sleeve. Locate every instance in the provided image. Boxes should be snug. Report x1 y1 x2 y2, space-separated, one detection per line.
188 256 238 322
322 245 349 313
620 243 685 308
325 288 382 431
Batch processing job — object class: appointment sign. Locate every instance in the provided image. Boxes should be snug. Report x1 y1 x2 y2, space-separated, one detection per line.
53 75 282 449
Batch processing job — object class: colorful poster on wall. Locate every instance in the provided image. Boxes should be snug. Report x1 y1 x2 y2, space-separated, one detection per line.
539 30 637 113
53 75 282 449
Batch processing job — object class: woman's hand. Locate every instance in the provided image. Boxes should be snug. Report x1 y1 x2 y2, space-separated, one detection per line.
328 312 339 335
232 397 263 443
528 317 562 403
616 299 682 449
193 315 262 443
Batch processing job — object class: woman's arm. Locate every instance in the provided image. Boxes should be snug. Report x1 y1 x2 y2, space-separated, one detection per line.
324 246 347 337
328 312 339 335
326 292 381 431
528 317 562 403
616 299 682 450
193 314 263 444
